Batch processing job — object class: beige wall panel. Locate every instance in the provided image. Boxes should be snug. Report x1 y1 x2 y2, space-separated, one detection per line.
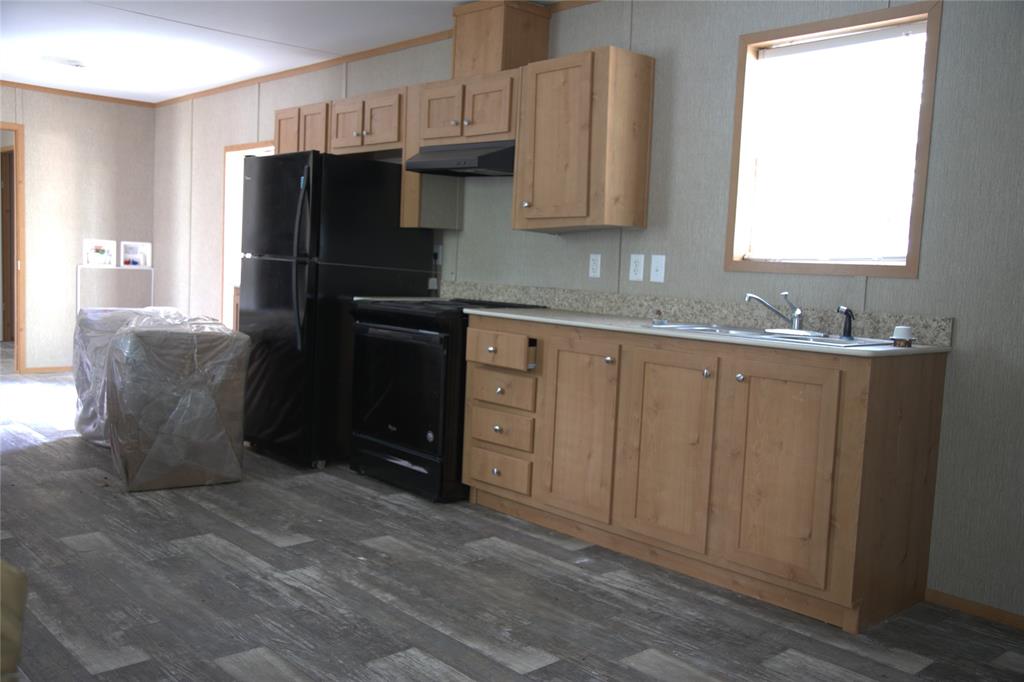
617 0 880 308
452 178 619 291
153 100 192 311
346 39 453 95
860 1 1024 614
549 0 630 57
189 85 258 319
21 90 154 367
256 64 346 142
1 86 20 122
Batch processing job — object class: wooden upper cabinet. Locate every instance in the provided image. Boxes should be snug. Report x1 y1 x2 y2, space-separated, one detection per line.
452 0 550 78
329 98 364 150
714 357 841 590
533 337 620 524
274 107 300 154
464 74 514 138
329 89 404 154
363 92 401 145
420 83 465 140
516 51 594 221
613 348 718 555
514 46 655 232
298 102 329 153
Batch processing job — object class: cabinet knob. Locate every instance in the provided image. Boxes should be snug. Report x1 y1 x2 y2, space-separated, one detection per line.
492 424 503 433
352 131 360 137
362 130 368 136
703 368 712 379
463 118 472 126
604 356 615 364
495 386 505 395
736 373 746 382
450 119 460 126
521 201 531 208
491 467 501 476
486 345 496 353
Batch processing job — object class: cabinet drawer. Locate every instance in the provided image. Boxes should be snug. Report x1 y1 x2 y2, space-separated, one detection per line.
467 328 532 370
469 367 536 412
470 405 534 452
469 447 531 495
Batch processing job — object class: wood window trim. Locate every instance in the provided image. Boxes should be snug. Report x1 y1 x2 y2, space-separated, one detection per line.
724 1 942 279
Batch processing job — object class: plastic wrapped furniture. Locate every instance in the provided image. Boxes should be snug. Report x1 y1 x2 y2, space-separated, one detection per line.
105 319 251 492
73 307 186 445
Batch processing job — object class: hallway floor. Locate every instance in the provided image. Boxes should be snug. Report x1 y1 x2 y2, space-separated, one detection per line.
1 349 1022 681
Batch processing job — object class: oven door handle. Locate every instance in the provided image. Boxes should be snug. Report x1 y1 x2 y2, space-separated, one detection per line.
355 322 448 347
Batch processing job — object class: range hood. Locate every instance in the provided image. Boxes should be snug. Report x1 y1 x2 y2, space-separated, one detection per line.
406 140 515 177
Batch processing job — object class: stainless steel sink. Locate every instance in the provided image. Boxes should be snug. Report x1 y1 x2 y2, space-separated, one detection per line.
649 321 892 347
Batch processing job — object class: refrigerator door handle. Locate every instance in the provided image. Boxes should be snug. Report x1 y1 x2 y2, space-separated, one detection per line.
292 165 310 351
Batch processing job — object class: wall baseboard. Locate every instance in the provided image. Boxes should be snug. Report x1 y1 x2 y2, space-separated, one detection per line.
926 589 1024 631
20 366 71 374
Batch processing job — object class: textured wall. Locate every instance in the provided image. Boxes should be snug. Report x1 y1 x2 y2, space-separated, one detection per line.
188 86 259 318
152 100 192 311
346 39 453 95
443 1 1024 615
17 89 154 367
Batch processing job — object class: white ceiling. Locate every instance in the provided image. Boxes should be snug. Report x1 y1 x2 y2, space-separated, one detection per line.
0 1 459 103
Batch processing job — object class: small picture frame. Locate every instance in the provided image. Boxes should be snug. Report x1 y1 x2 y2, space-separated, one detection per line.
120 241 152 268
83 239 117 267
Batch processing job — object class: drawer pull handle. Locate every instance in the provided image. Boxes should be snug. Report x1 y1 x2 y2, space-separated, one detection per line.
736 373 746 382
486 345 496 353
495 386 505 395
604 356 615 364
703 368 712 378
492 424 503 433
491 467 501 476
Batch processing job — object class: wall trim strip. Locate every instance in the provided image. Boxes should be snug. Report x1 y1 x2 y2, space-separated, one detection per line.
926 589 1024 631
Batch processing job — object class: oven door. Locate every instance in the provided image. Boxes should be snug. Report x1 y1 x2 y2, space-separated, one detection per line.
352 322 448 459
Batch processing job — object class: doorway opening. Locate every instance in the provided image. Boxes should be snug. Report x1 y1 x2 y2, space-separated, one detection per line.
1 122 25 373
221 142 274 329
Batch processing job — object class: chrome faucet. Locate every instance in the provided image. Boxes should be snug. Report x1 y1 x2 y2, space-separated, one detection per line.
745 291 803 330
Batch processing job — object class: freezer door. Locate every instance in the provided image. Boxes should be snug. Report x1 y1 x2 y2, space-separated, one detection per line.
239 257 318 464
242 152 319 259
319 156 434 271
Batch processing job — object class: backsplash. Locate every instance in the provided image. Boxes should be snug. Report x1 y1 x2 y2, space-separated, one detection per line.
442 280 955 347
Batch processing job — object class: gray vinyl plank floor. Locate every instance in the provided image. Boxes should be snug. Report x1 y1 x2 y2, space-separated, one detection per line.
2 342 1022 681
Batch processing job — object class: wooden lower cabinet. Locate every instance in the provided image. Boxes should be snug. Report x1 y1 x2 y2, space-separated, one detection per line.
533 337 620 524
462 316 948 633
612 347 718 555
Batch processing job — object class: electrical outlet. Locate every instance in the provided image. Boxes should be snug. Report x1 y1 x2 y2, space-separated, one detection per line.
650 254 666 283
588 253 601 278
629 254 645 282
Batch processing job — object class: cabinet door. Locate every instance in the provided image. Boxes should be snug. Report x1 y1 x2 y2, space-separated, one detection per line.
329 98 364 150
534 337 619 523
613 348 718 554
298 102 329 152
716 358 840 590
363 92 401 145
463 75 513 137
275 107 300 154
516 52 593 219
420 83 464 140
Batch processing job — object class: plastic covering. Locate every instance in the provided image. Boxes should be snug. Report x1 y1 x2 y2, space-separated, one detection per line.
73 307 187 445
105 318 251 492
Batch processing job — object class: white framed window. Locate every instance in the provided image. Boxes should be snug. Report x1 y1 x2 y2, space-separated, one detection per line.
725 1 942 278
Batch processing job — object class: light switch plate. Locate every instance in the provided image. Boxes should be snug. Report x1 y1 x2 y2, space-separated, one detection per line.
629 254 645 282
650 254 666 283
588 253 601 278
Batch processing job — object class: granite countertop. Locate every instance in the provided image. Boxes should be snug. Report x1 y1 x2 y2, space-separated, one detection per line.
463 307 950 358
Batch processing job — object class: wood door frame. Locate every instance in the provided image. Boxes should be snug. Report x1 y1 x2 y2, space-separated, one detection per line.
1 122 25 373
220 141 274 328
1 148 13 342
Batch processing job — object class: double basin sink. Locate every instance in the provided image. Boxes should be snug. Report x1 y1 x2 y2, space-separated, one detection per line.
649 322 892 348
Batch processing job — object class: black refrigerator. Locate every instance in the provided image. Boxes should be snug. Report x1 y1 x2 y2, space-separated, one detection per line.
238 151 435 468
